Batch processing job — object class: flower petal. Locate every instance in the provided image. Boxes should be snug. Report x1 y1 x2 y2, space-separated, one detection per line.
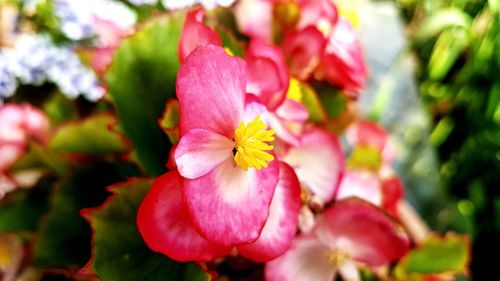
137 172 230 262
245 39 289 110
314 198 410 266
174 128 233 179
282 27 327 80
177 45 246 138
182 158 279 246
381 173 404 217
233 0 273 42
179 8 222 63
275 99 309 123
335 170 382 206
265 235 336 281
283 127 344 203
237 162 301 262
315 18 367 92
296 0 338 30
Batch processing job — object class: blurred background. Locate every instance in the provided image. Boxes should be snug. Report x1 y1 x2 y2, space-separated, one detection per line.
356 0 499 280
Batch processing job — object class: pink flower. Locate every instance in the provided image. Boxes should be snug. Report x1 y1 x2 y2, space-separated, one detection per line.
265 198 410 281
172 45 289 246
137 162 301 262
0 104 48 199
336 120 404 217
346 120 395 165
314 18 368 92
178 8 222 63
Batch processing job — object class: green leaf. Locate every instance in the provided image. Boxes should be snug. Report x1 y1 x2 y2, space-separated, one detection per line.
43 92 78 124
428 28 469 81
0 186 50 232
85 179 210 281
49 114 128 155
34 162 141 267
106 14 185 176
314 83 348 119
415 8 472 42
297 81 327 123
395 234 470 280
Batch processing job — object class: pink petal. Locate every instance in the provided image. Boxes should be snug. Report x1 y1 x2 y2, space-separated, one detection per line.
137 172 230 262
243 94 269 124
335 170 382 206
182 158 280 246
268 113 301 147
237 162 301 262
91 47 115 75
315 18 368 92
283 127 344 203
179 8 222 63
346 120 387 151
0 143 24 173
275 98 309 122
282 27 327 80
381 174 404 217
177 45 246 138
174 128 233 179
233 0 273 42
265 235 336 281
314 198 410 266
93 17 128 48
245 39 289 110
296 0 338 30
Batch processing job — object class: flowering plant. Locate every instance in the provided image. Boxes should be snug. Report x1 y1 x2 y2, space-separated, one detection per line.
0 1 470 281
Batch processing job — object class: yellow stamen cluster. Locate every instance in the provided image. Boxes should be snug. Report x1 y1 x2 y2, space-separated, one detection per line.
233 116 275 171
326 250 350 266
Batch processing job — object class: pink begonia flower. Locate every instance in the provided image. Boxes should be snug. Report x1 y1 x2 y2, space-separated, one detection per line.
173 45 281 246
90 17 130 75
266 198 410 281
282 26 327 81
346 119 396 166
178 8 221 63
281 127 344 204
0 104 48 199
337 121 404 216
233 0 273 42
137 162 301 262
314 18 368 92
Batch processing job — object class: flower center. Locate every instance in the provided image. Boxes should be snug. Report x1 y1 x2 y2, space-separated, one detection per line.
326 250 350 267
233 116 275 171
